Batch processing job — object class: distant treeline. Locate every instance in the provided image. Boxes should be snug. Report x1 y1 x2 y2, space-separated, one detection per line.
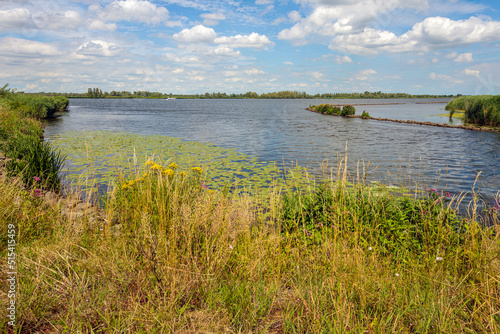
20 88 457 100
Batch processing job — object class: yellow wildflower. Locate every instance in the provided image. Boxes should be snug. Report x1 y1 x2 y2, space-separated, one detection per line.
162 168 174 177
122 184 130 190
191 167 202 173
179 171 187 177
151 163 162 170
168 162 178 169
128 180 136 187
145 161 155 166
142 172 148 177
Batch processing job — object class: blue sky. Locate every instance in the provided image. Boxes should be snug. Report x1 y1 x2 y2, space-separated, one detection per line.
1 0 499 95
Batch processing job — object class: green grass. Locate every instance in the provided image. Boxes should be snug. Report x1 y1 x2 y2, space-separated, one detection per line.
0 97 66 190
446 95 500 127
1 148 498 333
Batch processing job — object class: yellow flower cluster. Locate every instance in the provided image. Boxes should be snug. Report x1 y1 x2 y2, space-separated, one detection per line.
168 162 178 169
191 167 202 173
162 168 174 177
122 175 146 190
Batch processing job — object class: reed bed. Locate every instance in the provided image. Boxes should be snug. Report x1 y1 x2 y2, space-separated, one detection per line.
1 154 499 333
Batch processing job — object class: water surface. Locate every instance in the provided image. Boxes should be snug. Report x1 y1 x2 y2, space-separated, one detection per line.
44 98 500 199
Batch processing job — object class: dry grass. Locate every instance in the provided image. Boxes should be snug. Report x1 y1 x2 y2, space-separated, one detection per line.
1 160 499 333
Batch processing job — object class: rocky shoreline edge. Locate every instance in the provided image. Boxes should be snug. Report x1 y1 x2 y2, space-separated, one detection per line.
307 107 500 133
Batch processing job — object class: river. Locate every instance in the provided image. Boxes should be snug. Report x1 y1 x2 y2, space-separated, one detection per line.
43 98 500 201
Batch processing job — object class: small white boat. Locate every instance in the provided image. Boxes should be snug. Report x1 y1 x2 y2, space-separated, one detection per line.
166 97 176 100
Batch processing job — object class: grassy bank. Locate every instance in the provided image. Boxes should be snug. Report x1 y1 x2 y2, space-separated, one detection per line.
0 88 66 190
1 84 69 119
446 95 500 127
1 150 499 332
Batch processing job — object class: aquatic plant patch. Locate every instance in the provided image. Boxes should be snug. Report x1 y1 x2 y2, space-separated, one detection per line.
50 131 314 193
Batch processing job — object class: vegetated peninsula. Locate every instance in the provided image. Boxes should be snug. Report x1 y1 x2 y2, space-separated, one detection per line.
22 87 456 99
445 95 500 127
307 95 500 132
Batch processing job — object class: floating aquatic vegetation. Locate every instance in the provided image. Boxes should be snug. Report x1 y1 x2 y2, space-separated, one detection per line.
50 130 314 193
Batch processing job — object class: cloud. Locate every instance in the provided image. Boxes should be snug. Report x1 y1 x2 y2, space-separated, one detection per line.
245 68 265 75
329 16 500 55
173 25 217 43
0 37 60 55
288 11 301 23
201 45 241 57
336 55 353 64
87 19 117 31
453 52 473 63
36 10 82 30
96 0 169 25
406 16 500 48
429 72 452 81
214 32 274 49
360 69 376 75
76 40 122 57
0 8 34 33
464 68 480 77
200 12 226 26
164 53 200 63
278 0 429 43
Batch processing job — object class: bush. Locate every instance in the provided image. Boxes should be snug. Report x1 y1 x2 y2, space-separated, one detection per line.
341 105 356 116
361 111 370 119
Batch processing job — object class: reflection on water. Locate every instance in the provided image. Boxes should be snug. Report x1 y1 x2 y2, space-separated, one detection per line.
43 98 500 200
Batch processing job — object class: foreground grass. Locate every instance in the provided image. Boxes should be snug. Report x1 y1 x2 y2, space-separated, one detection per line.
1 157 499 333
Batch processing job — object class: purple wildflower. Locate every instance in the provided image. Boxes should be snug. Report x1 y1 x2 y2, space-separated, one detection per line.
445 192 451 198
202 182 209 189
33 176 41 182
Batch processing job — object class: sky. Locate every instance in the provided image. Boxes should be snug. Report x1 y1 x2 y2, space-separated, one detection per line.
0 0 499 95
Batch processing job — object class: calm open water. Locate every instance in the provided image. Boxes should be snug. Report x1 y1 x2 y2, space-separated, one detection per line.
43 98 500 200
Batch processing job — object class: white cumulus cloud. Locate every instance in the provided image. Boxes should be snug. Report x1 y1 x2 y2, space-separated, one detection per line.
97 0 169 25
173 25 217 43
200 13 226 26
464 68 480 77
0 37 60 55
0 8 34 33
214 32 274 49
454 53 473 63
76 40 122 57
329 16 500 55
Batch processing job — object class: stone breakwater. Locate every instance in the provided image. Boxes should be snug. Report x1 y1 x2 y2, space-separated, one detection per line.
307 107 500 133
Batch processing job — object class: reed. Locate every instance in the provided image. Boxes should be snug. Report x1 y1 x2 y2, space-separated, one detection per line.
0 98 66 190
446 95 500 127
2 153 498 333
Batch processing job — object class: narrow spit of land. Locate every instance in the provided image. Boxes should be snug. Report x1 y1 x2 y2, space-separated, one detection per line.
307 105 500 133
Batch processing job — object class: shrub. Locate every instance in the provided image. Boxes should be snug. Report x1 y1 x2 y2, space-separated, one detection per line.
361 111 370 119
341 105 356 116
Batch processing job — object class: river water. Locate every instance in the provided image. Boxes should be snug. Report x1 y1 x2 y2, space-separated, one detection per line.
43 98 500 200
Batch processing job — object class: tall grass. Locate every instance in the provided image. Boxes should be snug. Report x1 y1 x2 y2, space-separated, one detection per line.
0 97 66 190
1 84 69 119
2 155 499 333
446 95 500 127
